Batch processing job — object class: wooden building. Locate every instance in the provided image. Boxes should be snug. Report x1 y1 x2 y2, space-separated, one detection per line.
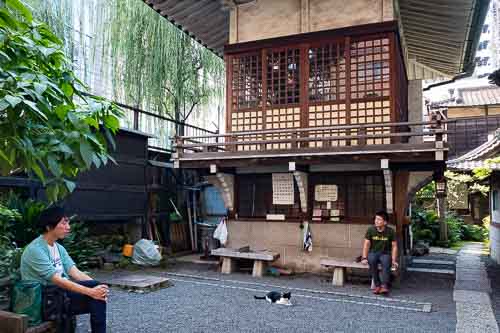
145 0 489 272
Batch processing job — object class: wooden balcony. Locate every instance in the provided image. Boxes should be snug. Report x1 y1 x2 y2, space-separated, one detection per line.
172 120 448 168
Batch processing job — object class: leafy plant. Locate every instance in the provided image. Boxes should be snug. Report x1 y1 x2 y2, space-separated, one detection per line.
0 0 122 202
0 203 21 278
461 224 488 242
61 221 101 269
445 213 464 244
4 191 46 247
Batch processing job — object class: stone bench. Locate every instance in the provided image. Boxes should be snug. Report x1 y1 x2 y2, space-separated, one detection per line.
320 257 398 287
211 248 280 277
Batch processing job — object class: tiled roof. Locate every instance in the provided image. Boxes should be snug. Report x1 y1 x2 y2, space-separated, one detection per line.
457 86 500 106
447 130 500 170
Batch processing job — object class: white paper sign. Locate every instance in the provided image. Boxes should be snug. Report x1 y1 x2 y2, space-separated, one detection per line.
315 185 338 202
272 173 294 205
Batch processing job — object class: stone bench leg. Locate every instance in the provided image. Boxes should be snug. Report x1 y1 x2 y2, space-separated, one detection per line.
252 260 266 277
332 267 345 286
221 257 236 274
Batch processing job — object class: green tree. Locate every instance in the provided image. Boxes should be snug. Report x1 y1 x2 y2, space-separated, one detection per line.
0 0 122 202
105 0 225 130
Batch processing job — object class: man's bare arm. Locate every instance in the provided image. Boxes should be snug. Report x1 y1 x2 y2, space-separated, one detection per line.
69 266 93 281
391 240 398 266
361 239 370 264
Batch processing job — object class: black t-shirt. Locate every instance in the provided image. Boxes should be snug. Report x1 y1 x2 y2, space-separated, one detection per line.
365 226 395 254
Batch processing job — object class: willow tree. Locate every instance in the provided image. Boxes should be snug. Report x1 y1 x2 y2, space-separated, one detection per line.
105 0 225 134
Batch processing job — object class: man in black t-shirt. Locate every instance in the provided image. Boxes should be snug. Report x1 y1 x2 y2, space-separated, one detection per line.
361 211 398 295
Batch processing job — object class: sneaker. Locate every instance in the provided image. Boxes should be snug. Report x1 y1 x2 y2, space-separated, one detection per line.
380 285 389 295
373 286 381 294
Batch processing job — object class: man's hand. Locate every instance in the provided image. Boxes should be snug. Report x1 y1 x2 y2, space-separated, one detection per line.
361 258 368 265
392 261 399 270
87 284 109 302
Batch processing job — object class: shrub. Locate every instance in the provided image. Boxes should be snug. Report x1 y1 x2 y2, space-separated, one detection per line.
414 229 433 242
445 213 464 244
462 224 488 242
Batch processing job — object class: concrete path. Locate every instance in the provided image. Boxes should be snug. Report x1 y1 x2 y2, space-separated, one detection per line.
454 243 499 333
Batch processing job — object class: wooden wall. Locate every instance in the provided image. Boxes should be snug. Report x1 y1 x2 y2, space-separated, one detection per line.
230 0 395 43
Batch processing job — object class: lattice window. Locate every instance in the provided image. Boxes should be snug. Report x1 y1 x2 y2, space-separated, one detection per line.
267 48 300 106
309 43 346 102
308 103 348 147
231 110 263 132
350 100 391 144
265 107 301 129
346 175 385 217
232 53 262 110
350 38 390 100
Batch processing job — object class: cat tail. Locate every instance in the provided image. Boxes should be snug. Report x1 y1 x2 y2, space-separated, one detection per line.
254 295 266 300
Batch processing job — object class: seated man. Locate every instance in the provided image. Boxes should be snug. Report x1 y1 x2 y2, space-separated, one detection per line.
20 207 108 333
360 210 398 295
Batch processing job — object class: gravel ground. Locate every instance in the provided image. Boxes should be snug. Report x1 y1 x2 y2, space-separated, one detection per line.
76 262 456 333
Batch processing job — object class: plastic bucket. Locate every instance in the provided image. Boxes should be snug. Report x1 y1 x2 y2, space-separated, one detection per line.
122 244 134 257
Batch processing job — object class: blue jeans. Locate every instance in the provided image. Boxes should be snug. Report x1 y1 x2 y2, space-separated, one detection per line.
68 280 106 333
368 252 391 287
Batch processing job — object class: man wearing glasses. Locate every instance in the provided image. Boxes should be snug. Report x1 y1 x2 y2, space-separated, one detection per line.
20 206 108 333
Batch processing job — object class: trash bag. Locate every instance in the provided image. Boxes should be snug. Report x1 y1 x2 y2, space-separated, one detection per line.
11 280 42 326
131 239 162 266
213 219 228 246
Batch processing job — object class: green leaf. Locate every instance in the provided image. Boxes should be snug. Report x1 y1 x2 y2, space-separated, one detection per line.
85 117 99 129
64 180 76 193
31 162 45 183
6 0 32 23
61 82 73 98
46 184 59 203
23 100 48 120
55 105 70 120
56 143 73 154
103 115 120 132
4 95 22 108
34 82 47 95
47 155 62 177
0 99 9 111
0 148 12 166
79 140 93 169
103 127 116 151
0 9 18 29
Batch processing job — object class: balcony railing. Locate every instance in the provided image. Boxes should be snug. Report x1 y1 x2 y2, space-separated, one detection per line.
173 120 447 158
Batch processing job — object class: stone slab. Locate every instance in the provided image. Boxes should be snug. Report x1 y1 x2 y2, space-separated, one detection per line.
456 302 499 333
453 290 492 306
406 267 454 275
100 274 171 293
454 279 491 293
411 258 454 265
429 247 457 255
211 248 280 261
320 257 369 270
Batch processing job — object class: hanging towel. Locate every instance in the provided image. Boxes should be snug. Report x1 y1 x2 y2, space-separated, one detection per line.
303 222 313 252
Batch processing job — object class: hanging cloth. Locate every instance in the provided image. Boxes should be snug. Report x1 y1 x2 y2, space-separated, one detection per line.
303 222 313 252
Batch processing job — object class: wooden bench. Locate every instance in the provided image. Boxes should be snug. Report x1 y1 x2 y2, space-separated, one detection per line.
0 310 55 333
320 257 398 287
211 247 280 277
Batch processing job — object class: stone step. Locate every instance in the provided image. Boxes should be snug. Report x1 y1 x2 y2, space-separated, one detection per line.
407 267 455 275
411 258 454 265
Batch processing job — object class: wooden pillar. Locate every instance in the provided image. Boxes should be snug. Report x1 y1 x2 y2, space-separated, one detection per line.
393 171 409 240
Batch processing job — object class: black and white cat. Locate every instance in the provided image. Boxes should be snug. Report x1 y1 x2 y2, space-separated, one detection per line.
254 291 292 305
